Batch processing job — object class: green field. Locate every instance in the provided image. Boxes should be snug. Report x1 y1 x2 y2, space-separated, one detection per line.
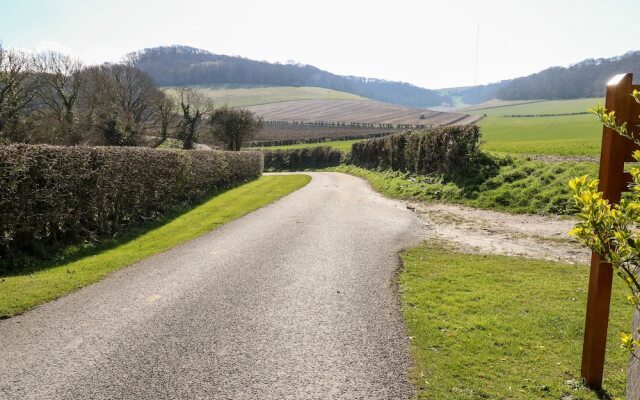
256 139 362 152
163 85 363 107
467 98 602 117
469 98 604 156
0 175 310 317
401 244 628 399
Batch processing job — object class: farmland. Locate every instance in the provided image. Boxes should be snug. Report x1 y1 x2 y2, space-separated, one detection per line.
252 123 395 144
248 99 480 126
468 98 603 156
248 99 479 143
258 139 361 152
245 97 602 155
163 85 364 107
173 86 481 145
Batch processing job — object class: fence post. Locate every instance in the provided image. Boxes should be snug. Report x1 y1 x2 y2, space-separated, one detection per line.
581 73 634 388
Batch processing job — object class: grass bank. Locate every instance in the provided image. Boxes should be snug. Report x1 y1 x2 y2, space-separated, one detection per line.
330 157 598 215
401 244 628 399
0 175 311 317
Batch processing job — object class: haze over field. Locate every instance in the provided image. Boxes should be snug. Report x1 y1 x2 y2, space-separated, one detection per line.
1 0 638 89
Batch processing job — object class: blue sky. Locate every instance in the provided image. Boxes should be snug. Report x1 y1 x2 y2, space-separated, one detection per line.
1 0 638 89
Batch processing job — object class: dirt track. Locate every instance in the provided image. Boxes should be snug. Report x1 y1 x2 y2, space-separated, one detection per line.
409 202 590 264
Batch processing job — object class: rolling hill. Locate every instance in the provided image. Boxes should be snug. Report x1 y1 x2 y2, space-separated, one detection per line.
130 45 449 108
163 85 364 107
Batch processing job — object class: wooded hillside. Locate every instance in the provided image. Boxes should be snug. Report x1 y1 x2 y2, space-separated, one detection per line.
129 46 450 108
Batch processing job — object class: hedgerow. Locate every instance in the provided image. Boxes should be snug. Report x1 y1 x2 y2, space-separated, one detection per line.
263 146 343 171
349 125 481 175
0 145 262 269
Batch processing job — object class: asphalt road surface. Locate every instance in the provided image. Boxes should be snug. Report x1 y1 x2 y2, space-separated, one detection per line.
0 172 426 399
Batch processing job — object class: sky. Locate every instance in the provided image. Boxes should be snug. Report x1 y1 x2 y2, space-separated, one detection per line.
1 0 638 89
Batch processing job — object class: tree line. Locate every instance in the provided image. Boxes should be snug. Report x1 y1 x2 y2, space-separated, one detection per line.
497 51 640 100
0 45 263 150
446 51 640 105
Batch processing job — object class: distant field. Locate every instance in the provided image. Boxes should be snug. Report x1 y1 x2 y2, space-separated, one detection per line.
256 139 362 152
458 99 544 112
163 85 364 107
466 98 604 156
467 98 602 116
248 99 480 126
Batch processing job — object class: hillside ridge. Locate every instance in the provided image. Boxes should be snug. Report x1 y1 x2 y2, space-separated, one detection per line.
130 45 449 108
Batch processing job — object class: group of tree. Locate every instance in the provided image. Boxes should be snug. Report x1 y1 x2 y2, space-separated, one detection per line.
0 45 263 150
129 45 450 108
497 51 640 100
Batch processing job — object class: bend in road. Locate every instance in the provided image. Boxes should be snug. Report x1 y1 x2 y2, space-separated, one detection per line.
0 172 426 400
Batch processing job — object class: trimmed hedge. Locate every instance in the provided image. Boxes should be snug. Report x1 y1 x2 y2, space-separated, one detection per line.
263 147 343 171
349 125 481 175
0 145 263 265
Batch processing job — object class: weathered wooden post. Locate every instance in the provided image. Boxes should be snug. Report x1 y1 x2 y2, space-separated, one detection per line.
581 73 631 387
581 73 640 396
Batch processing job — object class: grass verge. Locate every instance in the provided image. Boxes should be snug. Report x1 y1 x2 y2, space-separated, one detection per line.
329 158 598 215
0 175 311 317
401 243 628 399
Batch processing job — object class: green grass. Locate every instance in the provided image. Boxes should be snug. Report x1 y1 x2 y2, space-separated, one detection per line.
479 114 602 156
462 98 605 156
163 85 363 107
256 139 362 152
330 159 598 215
401 244 628 399
467 98 603 117
0 175 311 317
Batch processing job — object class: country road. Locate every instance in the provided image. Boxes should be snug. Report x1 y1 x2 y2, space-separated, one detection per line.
0 172 426 400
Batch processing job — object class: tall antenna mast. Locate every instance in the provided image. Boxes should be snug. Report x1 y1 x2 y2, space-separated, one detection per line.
474 23 480 86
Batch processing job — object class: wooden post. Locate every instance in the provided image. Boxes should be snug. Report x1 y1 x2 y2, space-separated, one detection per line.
581 73 634 388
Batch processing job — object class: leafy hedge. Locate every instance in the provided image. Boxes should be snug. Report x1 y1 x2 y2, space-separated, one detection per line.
0 145 263 266
263 147 343 171
349 125 481 175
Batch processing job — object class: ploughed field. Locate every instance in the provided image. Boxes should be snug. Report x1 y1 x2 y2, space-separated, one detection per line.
248 99 480 126
248 99 480 143
254 124 395 143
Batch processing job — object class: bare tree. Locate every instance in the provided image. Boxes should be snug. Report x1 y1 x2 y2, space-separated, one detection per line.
79 63 162 146
153 92 176 147
0 46 36 143
209 106 263 151
176 87 211 149
34 51 84 144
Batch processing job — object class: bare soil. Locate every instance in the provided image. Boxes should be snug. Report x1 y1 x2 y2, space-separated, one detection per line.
408 201 590 264
247 99 480 126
